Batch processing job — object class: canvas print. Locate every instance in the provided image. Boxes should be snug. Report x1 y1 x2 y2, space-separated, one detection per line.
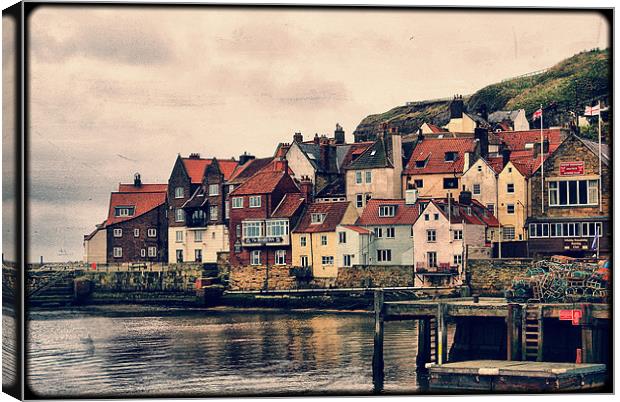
1 3 613 399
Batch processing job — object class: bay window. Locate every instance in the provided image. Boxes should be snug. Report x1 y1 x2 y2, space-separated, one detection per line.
242 221 263 239
266 220 289 237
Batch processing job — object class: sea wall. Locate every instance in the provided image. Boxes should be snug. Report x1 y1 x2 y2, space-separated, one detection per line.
466 258 533 296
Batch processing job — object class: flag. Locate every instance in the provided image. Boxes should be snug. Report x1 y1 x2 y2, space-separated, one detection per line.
532 108 542 120
591 224 599 250
585 104 601 116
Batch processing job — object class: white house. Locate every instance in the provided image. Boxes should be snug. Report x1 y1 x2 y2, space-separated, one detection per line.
335 225 372 268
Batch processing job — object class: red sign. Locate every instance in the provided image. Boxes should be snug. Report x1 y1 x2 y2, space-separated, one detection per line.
560 161 585 176
559 309 582 325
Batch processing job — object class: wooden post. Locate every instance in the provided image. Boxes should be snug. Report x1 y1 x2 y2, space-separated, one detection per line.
506 303 522 360
416 318 431 370
372 290 385 393
580 303 594 363
436 303 448 365
537 305 544 362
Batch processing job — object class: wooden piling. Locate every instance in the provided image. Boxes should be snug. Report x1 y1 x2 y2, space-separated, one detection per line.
416 318 431 370
506 303 522 361
436 303 448 365
372 290 385 393
580 303 594 363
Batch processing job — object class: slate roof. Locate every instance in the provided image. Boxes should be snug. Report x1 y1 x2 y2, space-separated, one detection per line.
488 110 521 124
315 177 346 198
106 191 166 226
357 199 420 226
464 112 488 126
339 225 372 234
294 201 351 233
338 142 374 170
118 183 168 193
271 193 306 218
345 138 392 170
182 187 208 209
581 138 610 166
403 137 477 175
420 198 499 227
84 220 106 240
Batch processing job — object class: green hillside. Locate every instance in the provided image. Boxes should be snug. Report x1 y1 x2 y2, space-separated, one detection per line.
353 48 609 138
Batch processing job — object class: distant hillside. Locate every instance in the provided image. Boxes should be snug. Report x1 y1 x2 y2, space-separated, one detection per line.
354 48 610 138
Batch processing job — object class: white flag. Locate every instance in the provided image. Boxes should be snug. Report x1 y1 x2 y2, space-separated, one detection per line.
585 105 600 116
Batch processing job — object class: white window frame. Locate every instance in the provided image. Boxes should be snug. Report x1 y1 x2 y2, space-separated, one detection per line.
548 179 599 207
194 230 204 242
251 250 261 266
242 221 263 239
343 254 353 267
506 183 515 193
507 204 515 214
355 171 362 184
427 251 437 267
377 249 392 262
232 197 244 209
147 228 156 237
174 187 184 198
266 220 289 237
140 249 146 258
113 247 122 258
321 235 328 246
134 228 140 237
300 255 309 267
378 205 396 217
225 201 230 219
502 226 515 240
356 194 364 208
473 184 481 195
365 171 372 184
275 250 286 265
210 205 218 221
529 223 550 238
208 184 219 196
386 227 395 238
249 195 261 208
427 229 436 242
175 208 185 222
453 229 463 240
321 256 334 266
338 232 346 244
148 247 157 257
374 227 383 238
300 236 307 247
175 230 183 243
113 228 122 237
453 254 463 265
311 213 326 224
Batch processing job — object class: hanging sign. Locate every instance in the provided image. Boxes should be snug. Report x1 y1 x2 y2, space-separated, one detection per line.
559 309 582 325
559 161 585 176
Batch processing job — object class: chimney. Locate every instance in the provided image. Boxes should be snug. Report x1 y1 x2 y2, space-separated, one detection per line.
293 132 303 143
189 153 201 159
449 95 465 119
542 138 549 154
459 186 472 205
239 152 255 166
319 139 331 171
501 148 511 166
334 123 345 145
133 172 142 187
463 152 471 173
474 127 489 157
533 142 541 159
274 157 288 172
405 188 418 205
299 175 314 203
417 128 425 142
313 133 320 144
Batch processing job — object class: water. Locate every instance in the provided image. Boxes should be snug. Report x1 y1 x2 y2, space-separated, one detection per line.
25 305 444 398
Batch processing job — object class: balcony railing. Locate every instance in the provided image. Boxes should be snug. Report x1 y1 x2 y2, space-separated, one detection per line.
416 262 459 274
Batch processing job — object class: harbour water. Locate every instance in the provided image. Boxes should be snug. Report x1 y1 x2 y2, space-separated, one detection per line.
24 305 455 398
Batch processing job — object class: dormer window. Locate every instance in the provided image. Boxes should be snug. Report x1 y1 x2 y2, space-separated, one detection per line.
115 206 135 217
174 187 184 198
524 143 534 149
444 151 457 162
311 213 326 224
415 159 427 168
379 205 396 217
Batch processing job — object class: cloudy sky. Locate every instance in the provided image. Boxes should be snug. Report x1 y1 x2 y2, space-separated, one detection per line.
14 6 609 262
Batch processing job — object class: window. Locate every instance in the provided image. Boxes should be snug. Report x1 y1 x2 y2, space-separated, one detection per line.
321 235 328 246
322 256 335 265
194 249 202 262
300 236 307 247
249 196 261 208
377 249 392 262
208 184 219 196
148 247 157 258
453 254 463 265
356 194 364 208
410 226 414 237
386 227 395 238
508 167 513 173
210 205 218 221
140 249 146 258
434 213 439 221
175 208 185 222
414 179 424 188
427 229 436 242
477 165 482 172
549 180 599 206
443 178 458 189
115 207 135 217
503 226 515 240
134 228 140 237
365 171 372 183
147 228 157 237
251 250 261 265
415 159 427 168
343 255 353 267
444 151 457 162
243 221 263 238
453 229 463 240
473 184 481 195
507 183 515 193
486 204 495 214
275 250 286 265
113 228 122 237
232 197 244 209
355 171 362 184
175 187 184 198
228 184 235 193
529 223 549 238
235 224 241 237
194 230 203 242
225 201 230 219
176 249 184 263
175 230 183 243
266 220 289 237
311 213 326 224
113 247 122 258
424 214 430 221
427 252 437 267
506 204 515 214
379 205 396 217
234 241 241 253
374 227 383 238
300 255 309 267
339 232 346 244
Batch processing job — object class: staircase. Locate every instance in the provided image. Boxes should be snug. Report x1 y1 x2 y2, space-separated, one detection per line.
28 271 75 307
429 317 438 364
522 304 543 361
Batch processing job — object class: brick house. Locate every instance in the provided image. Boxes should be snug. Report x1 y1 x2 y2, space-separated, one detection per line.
228 159 310 267
526 134 610 257
103 174 168 263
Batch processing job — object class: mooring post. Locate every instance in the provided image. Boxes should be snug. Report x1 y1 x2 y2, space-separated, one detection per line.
416 318 431 370
506 303 522 360
580 303 594 363
436 303 448 365
372 289 385 393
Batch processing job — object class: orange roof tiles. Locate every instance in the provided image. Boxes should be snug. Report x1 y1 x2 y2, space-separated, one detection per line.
230 170 293 196
181 157 238 184
496 129 563 152
106 191 166 226
271 193 305 218
404 138 477 174
118 183 167 193
357 199 420 226
340 225 372 234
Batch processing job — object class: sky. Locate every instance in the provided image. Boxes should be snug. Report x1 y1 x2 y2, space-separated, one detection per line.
6 6 609 262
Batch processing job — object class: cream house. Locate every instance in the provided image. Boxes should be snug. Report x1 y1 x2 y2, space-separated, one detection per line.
335 225 372 268
460 155 505 216
83 222 107 264
291 201 358 278
497 160 533 241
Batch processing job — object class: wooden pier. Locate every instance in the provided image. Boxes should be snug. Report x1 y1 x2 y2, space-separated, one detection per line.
371 291 610 392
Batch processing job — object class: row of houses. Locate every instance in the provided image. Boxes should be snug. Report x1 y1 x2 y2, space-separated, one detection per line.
84 97 610 284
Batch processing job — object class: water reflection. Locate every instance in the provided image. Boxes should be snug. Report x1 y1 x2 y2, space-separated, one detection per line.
26 306 431 397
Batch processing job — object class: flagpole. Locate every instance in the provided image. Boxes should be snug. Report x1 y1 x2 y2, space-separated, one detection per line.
540 104 544 215
598 101 602 213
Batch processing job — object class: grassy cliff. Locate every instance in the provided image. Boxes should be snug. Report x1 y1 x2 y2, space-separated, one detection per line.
354 48 609 137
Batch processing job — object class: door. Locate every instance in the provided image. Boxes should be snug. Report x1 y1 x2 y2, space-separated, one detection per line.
195 249 202 262
176 249 184 263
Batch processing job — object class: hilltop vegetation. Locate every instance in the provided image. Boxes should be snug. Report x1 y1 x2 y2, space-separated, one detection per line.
354 49 609 137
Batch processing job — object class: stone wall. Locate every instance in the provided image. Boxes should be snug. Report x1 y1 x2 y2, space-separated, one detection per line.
228 265 300 291
336 265 414 288
82 264 203 293
467 258 533 296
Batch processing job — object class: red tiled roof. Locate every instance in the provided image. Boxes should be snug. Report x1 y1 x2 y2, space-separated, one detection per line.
357 199 420 226
218 160 240 180
294 201 351 233
509 151 551 177
181 157 238 184
340 225 372 234
228 157 274 184
230 170 295 196
426 123 448 133
404 138 477 174
496 129 563 152
271 193 305 218
118 183 167 193
106 191 166 226
486 156 505 174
